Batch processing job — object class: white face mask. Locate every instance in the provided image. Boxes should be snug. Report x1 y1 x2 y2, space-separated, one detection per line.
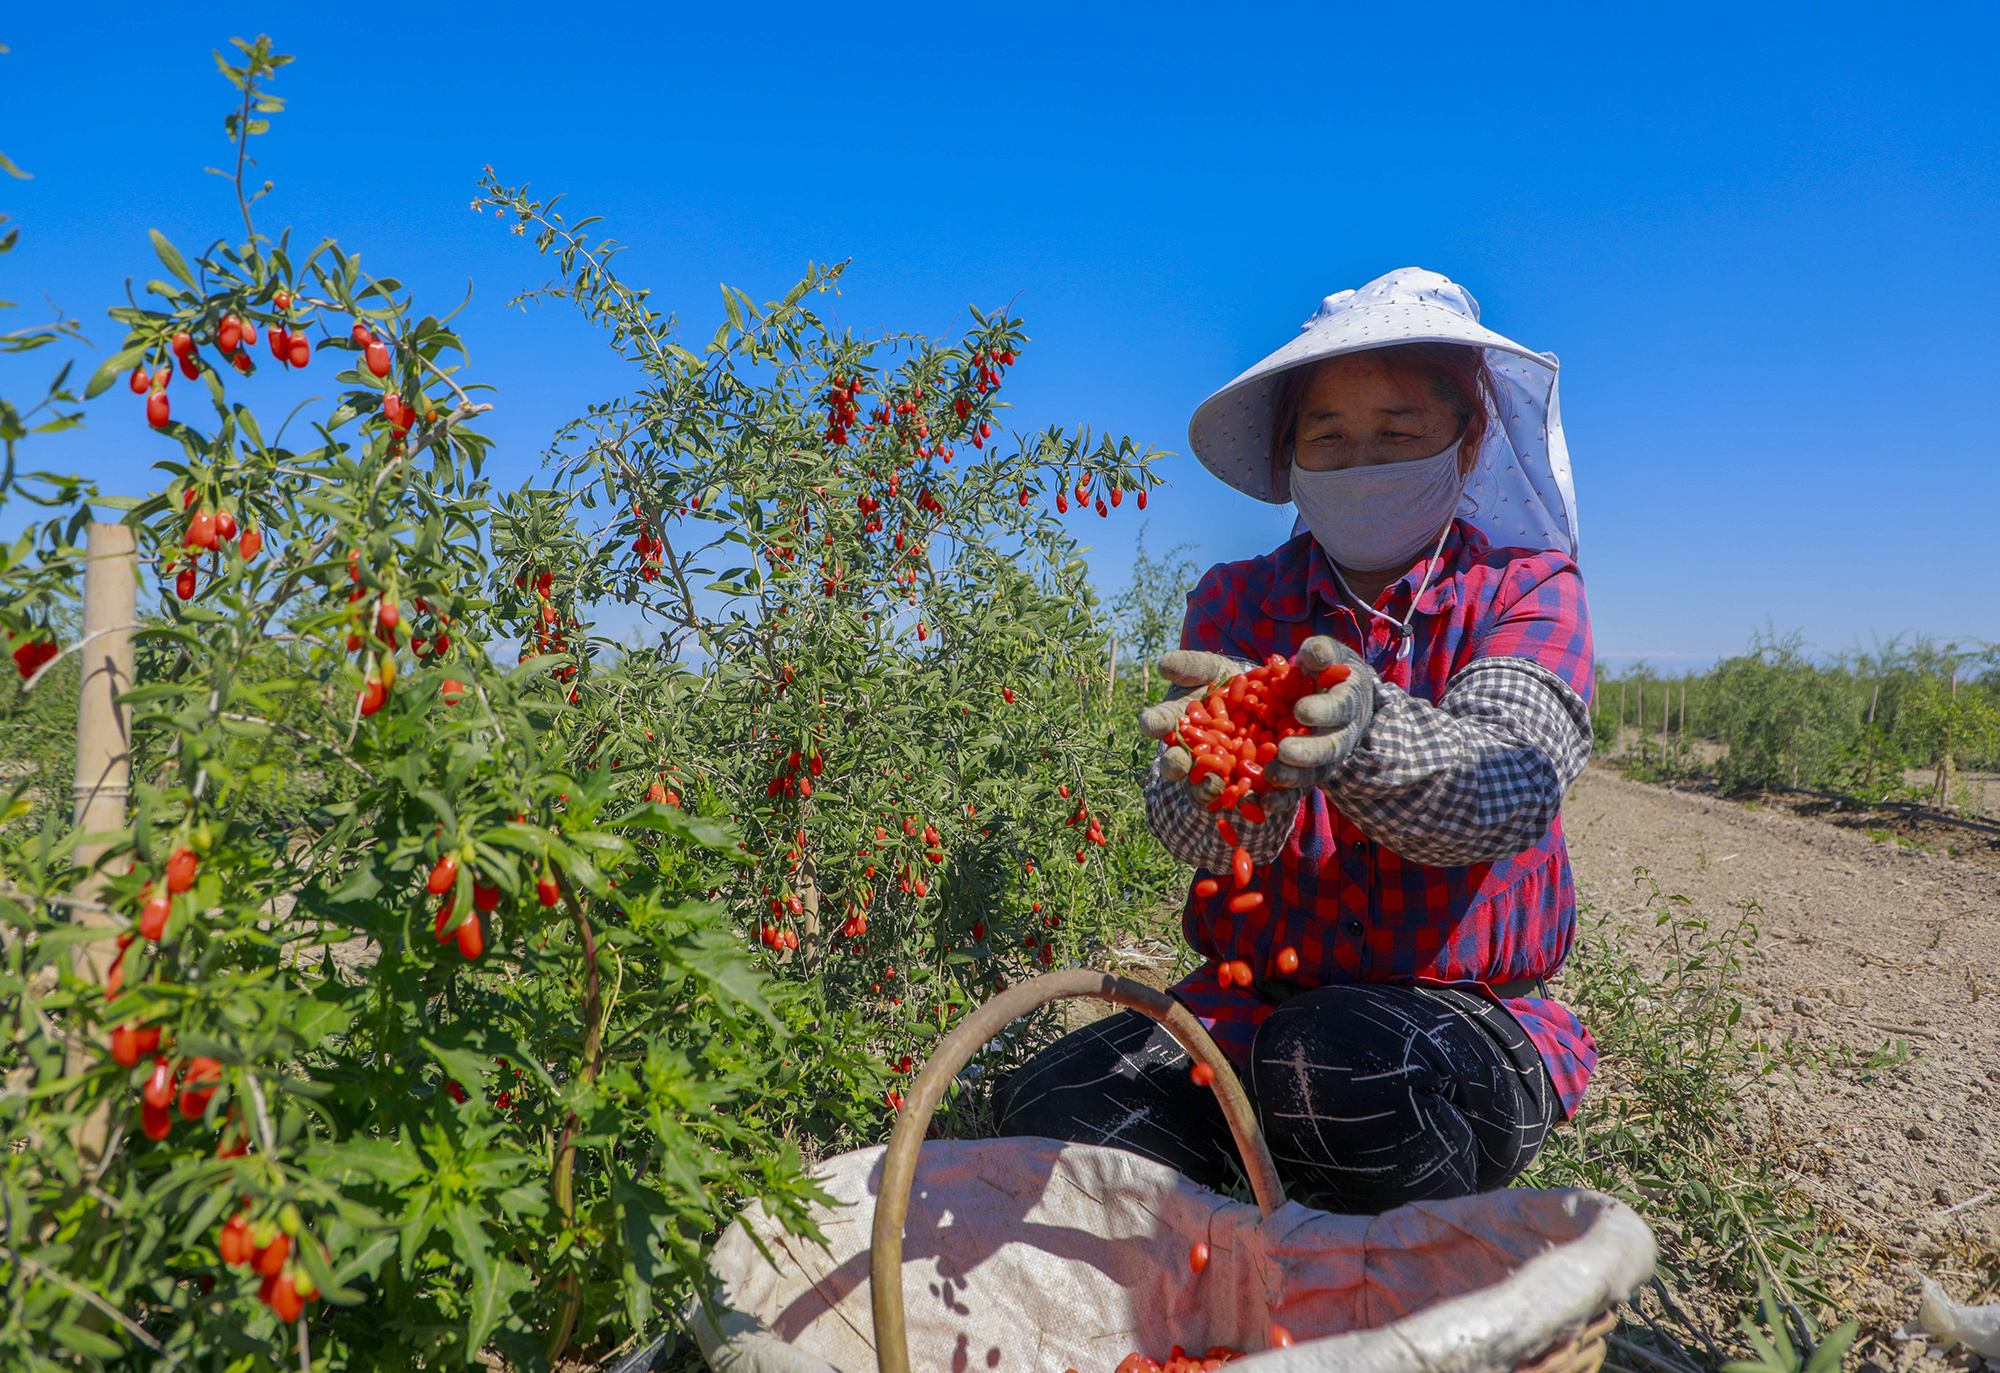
1289 439 1467 572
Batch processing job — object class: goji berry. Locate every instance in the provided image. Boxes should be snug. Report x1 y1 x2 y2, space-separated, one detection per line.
179 1057 222 1120
139 889 171 941
165 846 198 894
142 1055 177 1109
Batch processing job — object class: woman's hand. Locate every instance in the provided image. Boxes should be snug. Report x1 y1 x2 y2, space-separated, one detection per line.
1266 636 1377 789
1138 649 1301 867
1137 650 1257 806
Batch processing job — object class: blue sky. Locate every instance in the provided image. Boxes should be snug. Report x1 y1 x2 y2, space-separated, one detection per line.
4 2 1995 672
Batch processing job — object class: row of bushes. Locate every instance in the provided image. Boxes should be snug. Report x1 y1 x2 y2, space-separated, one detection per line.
1594 630 2000 808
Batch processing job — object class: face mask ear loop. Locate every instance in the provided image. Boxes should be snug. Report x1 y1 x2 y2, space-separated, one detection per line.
1325 518 1456 661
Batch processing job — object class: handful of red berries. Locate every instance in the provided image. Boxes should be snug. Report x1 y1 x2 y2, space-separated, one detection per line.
1163 654 1352 817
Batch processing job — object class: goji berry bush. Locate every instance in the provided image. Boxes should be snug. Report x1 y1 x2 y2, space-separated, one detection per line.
0 35 1178 1372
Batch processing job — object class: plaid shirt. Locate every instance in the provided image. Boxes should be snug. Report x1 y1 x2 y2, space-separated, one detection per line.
1163 523 1599 1118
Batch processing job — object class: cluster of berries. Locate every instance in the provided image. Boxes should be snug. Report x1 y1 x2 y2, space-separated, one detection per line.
111 1018 252 1151
164 492 261 601
512 568 584 700
11 636 58 680
764 745 823 800
629 505 666 581
1019 903 1062 967
1058 783 1110 862
1097 1345 1250 1373
105 844 201 997
1165 655 1351 815
134 1050 226 1139
758 922 801 951
823 376 864 447
130 292 318 430
426 853 493 960
406 596 455 663
130 295 414 438
217 1208 320 1321
336 554 401 715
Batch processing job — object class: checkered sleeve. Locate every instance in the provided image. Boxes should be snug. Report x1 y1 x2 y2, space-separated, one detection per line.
1143 751 1303 871
1325 656 1592 867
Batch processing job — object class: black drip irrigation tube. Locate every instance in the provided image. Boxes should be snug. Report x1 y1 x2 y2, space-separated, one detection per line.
1764 784 2000 839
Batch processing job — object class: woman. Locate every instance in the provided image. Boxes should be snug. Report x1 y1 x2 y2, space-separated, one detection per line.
995 267 1596 1214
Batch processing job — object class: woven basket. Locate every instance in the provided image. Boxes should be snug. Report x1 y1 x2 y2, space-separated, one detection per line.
696 969 1652 1373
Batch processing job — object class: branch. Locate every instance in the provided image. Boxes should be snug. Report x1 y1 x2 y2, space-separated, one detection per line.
0 1247 183 1366
230 70 257 241
218 713 371 778
21 622 145 692
545 870 604 1363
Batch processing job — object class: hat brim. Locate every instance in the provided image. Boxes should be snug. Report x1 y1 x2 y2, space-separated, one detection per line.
1188 303 1555 505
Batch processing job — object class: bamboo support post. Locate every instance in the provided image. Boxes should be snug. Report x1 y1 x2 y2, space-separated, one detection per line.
63 522 138 1164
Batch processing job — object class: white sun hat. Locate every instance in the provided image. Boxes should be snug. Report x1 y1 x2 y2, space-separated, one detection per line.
1187 267 1581 560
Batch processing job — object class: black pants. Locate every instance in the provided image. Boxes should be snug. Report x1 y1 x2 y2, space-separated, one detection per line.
992 984 1555 1214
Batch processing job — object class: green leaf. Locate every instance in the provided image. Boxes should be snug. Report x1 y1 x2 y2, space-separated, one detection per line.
606 800 745 858
420 1037 491 1095
148 229 197 288
315 1137 429 1189
1801 1323 1859 1373
83 344 148 400
51 1322 125 1358
297 1230 368 1305
444 1202 532 1354
613 1170 675 1331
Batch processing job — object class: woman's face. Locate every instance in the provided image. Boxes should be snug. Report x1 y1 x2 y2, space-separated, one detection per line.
1292 354 1462 472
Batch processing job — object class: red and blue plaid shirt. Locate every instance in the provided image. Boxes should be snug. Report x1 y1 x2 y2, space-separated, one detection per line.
1168 522 1599 1118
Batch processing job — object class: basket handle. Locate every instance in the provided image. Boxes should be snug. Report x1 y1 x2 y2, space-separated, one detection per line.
869 969 1286 1373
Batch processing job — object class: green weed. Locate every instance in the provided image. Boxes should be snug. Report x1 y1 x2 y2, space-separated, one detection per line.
1524 871 1846 1371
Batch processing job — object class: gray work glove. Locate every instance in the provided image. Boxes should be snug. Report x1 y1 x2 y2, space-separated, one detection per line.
1137 648 1303 866
1137 649 1255 807
1265 636 1378 791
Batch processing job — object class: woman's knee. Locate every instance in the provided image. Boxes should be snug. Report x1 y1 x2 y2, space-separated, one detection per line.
1248 985 1489 1208
993 1011 1181 1134
993 1010 1239 1188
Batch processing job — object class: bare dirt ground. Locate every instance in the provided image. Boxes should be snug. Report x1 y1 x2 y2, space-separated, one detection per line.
1560 762 2000 1358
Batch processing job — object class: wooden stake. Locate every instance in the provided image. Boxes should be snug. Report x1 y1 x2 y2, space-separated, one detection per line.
1107 635 1118 701
64 522 138 1166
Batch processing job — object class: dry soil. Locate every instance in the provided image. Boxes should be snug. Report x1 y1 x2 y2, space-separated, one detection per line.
1559 762 2000 1360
